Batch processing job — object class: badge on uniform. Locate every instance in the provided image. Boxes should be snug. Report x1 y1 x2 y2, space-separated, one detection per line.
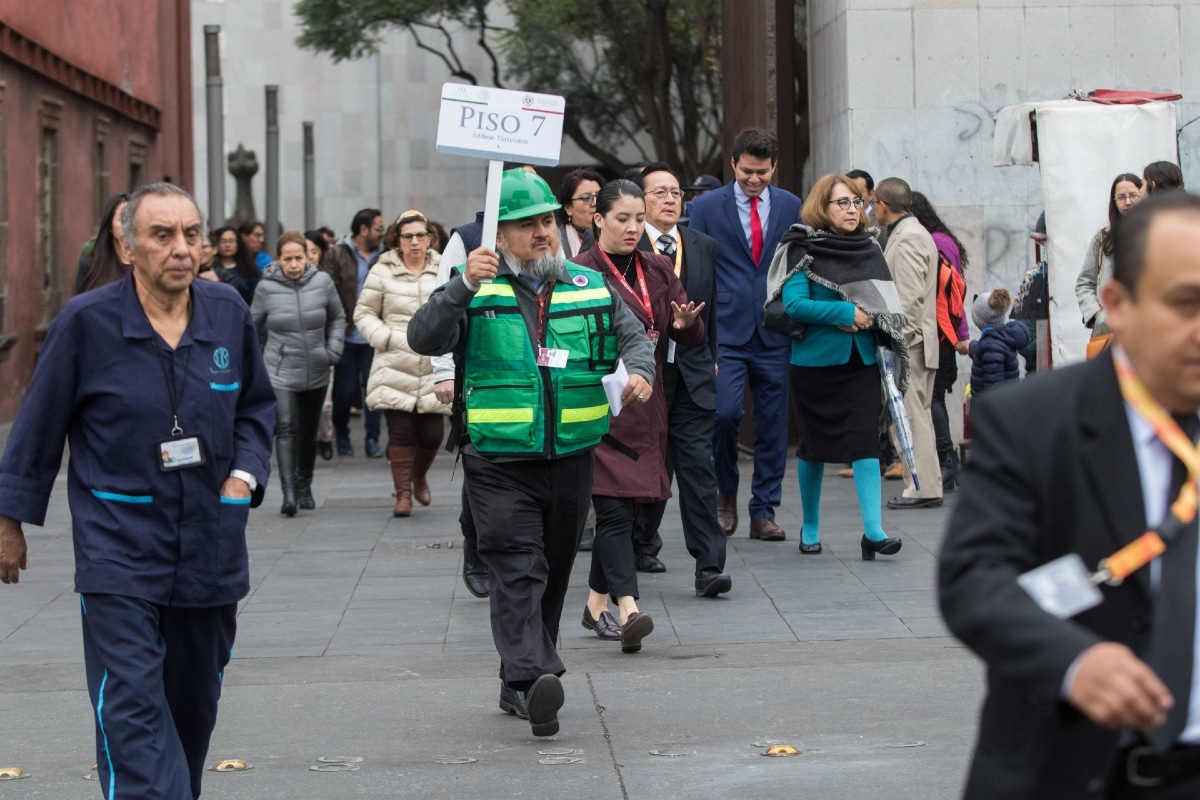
158 435 206 472
537 347 569 369
646 329 661 346
572 274 589 287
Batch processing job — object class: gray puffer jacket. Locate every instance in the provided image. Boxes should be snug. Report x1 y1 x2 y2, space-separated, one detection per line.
251 262 346 392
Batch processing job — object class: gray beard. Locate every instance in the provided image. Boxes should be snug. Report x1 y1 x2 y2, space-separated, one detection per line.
502 250 563 283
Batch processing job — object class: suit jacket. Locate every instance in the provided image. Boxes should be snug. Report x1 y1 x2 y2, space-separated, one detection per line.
688 182 801 349
939 351 1158 799
883 215 939 370
636 226 718 410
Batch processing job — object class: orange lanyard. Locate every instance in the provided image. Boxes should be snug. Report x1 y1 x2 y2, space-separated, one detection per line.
1094 349 1199 584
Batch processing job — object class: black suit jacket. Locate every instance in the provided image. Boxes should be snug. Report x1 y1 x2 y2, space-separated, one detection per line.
939 350 1158 799
637 226 718 410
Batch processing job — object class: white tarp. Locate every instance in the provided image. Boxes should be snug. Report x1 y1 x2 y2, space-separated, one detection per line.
1010 102 1177 365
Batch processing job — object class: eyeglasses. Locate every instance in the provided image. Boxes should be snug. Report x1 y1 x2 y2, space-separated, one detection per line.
571 193 598 205
399 232 429 242
371 225 385 233
647 188 683 200
828 197 865 210
1115 193 1141 203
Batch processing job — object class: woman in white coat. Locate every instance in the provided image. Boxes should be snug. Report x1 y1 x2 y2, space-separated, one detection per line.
354 211 451 517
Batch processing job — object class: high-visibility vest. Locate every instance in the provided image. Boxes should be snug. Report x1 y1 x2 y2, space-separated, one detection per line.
463 266 616 457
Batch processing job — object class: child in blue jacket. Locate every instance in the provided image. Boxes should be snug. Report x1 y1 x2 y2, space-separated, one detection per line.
968 289 1030 396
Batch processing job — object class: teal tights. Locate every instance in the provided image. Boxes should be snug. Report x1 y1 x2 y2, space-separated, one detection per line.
798 458 888 545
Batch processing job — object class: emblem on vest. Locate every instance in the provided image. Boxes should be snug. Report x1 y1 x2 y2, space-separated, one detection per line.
572 274 589 287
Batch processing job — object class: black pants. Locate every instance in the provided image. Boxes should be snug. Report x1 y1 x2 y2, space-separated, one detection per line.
931 341 958 461
332 341 382 441
634 365 727 574
81 594 236 800
590 495 654 599
275 385 327 482
463 451 592 690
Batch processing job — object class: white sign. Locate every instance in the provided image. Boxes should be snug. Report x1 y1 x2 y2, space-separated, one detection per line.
436 83 565 167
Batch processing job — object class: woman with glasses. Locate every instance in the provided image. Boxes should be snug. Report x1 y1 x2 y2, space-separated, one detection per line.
211 225 260 306
1075 173 1144 341
556 168 605 257
765 174 907 560
354 211 451 517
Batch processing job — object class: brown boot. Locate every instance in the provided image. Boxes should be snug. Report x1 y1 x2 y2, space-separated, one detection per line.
412 447 437 506
388 446 413 517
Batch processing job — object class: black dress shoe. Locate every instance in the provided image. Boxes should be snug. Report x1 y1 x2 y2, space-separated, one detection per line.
582 607 622 640
694 569 732 598
635 554 666 573
319 441 334 461
799 542 823 555
525 675 565 737
860 534 902 561
499 683 528 719
886 496 943 510
462 542 490 598
620 612 654 654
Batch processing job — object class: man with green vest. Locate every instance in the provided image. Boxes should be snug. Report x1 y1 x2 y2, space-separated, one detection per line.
409 169 654 737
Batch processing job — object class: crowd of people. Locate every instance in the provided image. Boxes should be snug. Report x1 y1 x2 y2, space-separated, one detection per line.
9 126 1200 799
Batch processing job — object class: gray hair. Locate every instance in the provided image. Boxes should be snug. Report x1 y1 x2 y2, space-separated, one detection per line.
119 183 204 249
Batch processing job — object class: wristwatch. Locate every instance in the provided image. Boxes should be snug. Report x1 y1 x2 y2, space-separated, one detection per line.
229 469 258 492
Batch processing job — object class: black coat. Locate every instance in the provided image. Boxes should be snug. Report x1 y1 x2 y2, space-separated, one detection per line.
939 350 1158 799
636 226 719 410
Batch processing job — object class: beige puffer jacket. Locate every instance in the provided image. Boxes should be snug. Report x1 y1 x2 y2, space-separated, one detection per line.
354 249 451 415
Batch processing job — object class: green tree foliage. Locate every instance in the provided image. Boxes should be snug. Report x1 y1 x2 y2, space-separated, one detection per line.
294 0 723 177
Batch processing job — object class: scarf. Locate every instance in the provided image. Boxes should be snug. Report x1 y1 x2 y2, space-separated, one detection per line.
765 223 911 393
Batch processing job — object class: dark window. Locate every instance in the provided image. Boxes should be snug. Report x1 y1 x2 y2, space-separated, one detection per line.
38 124 62 324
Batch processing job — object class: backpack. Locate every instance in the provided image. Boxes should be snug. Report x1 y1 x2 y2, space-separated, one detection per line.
936 253 966 343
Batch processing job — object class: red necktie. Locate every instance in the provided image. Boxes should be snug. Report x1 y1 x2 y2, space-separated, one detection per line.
750 196 763 265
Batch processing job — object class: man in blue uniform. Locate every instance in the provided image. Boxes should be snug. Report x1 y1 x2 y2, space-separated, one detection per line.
0 183 275 800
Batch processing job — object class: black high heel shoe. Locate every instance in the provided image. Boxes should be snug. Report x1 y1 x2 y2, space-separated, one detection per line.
799 541 822 555
860 534 902 560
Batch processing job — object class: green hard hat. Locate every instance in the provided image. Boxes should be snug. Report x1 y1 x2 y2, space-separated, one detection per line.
497 169 561 222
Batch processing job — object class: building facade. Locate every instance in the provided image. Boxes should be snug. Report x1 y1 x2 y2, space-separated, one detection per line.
0 0 193 422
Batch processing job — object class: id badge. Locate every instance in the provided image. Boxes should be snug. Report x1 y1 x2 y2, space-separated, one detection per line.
647 329 661 346
158 435 206 472
1016 553 1103 619
537 347 569 369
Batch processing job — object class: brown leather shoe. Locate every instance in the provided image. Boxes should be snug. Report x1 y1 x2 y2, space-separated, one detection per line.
620 611 654 653
717 494 738 536
748 517 786 541
883 462 904 480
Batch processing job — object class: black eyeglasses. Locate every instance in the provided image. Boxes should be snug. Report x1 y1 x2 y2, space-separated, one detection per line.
399 232 429 242
828 197 865 210
571 193 598 204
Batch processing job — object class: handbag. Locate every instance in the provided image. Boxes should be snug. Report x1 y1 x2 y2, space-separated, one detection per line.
1086 333 1113 360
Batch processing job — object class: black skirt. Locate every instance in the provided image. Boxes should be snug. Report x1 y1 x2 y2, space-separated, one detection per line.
789 348 882 464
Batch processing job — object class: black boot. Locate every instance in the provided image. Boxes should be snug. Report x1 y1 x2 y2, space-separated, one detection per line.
296 469 315 510
277 435 298 517
462 538 490 598
940 450 959 492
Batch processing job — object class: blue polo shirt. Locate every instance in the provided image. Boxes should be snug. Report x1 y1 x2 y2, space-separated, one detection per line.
0 274 276 607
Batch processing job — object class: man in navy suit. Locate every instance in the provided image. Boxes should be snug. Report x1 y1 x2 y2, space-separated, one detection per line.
689 128 802 541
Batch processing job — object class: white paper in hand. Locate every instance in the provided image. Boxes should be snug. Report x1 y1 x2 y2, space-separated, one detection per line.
602 359 629 417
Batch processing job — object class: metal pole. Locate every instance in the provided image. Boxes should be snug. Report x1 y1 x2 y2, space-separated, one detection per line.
203 25 225 226
265 85 280 251
303 122 315 230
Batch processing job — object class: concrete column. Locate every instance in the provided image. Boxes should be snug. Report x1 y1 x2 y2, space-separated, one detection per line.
203 25 225 226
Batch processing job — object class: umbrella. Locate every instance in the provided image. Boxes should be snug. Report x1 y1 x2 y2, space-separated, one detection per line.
877 346 920 491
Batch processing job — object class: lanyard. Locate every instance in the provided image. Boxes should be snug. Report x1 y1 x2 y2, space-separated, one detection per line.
535 279 556 347
1092 348 1199 584
151 340 193 436
598 250 655 329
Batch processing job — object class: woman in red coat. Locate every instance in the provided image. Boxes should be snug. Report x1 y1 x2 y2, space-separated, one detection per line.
571 179 705 654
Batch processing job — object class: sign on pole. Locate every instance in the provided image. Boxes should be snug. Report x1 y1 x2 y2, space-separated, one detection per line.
436 84 566 258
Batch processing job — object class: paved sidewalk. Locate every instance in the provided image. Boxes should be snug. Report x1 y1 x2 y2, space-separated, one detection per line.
0 422 982 799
